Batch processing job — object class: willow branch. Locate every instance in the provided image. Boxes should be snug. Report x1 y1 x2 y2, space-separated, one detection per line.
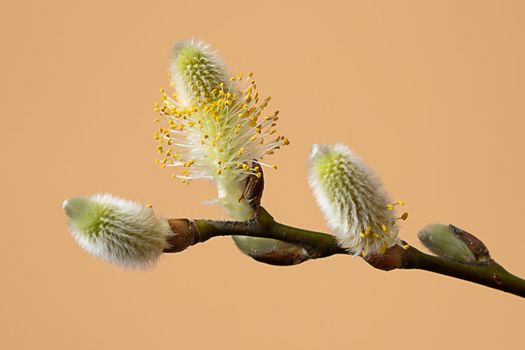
165 207 525 298
403 248 525 297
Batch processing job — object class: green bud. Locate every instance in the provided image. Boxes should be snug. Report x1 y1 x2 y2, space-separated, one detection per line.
418 224 482 264
232 236 310 266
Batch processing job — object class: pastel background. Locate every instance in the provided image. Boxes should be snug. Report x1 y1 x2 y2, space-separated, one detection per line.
1 1 524 349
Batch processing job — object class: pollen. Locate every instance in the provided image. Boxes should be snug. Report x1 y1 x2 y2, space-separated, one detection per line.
387 200 405 211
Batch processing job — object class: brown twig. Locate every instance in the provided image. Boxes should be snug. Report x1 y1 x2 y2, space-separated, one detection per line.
164 207 525 298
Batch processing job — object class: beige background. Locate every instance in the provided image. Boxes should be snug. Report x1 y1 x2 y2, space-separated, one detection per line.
1 0 524 349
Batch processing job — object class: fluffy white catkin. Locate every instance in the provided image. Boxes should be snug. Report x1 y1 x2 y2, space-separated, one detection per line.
308 144 403 256
63 193 173 268
156 38 289 220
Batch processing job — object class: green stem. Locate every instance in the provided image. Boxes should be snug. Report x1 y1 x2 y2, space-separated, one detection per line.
195 208 346 258
404 247 525 297
184 207 525 298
